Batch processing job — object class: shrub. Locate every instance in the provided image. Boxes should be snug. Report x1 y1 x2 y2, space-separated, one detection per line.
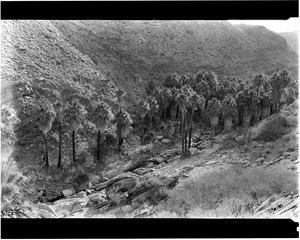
254 116 290 142
161 165 298 217
1 158 28 211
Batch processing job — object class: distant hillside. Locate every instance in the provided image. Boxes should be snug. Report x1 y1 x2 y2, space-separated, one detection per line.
278 31 298 54
50 20 298 99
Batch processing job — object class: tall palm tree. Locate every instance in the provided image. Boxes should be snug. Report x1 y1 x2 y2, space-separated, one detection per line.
64 99 86 163
187 92 205 148
270 69 293 113
36 98 56 167
206 98 221 135
54 100 66 168
113 109 133 151
221 94 237 132
91 100 114 162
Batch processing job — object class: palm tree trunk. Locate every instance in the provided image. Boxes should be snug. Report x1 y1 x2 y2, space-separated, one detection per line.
97 130 101 161
118 124 122 151
57 122 62 168
188 110 194 149
72 130 76 163
181 111 185 156
44 132 49 167
184 130 188 153
174 109 180 137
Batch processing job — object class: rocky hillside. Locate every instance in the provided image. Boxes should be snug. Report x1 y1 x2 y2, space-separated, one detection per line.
278 31 298 54
2 20 298 106
51 20 298 99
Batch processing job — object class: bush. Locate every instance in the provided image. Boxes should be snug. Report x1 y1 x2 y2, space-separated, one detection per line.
254 116 290 142
161 165 298 217
1 158 28 211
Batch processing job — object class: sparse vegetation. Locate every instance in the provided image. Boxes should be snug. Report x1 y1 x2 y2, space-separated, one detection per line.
1 20 298 219
254 116 291 142
160 165 298 217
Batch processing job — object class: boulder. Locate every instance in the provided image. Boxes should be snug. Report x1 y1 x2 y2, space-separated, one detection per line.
36 209 56 218
37 203 56 216
265 142 273 148
62 188 75 197
71 191 86 199
156 136 164 140
88 174 102 184
133 167 155 175
252 141 259 148
88 193 106 206
161 139 171 144
122 205 133 213
206 160 217 165
282 152 291 157
255 157 265 165
264 148 272 154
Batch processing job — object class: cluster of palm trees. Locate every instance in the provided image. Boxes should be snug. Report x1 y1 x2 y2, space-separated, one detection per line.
21 68 298 166
141 69 296 155
35 89 132 168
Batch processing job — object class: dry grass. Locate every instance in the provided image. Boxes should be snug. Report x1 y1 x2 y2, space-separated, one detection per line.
1 157 28 210
159 165 298 218
254 116 291 142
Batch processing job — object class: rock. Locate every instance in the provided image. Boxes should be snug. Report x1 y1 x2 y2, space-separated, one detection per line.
286 146 295 152
265 142 273 148
183 165 194 171
161 139 171 144
71 191 86 198
255 157 265 165
51 133 59 142
283 135 290 142
88 174 102 184
282 152 291 157
264 148 272 154
280 159 292 166
86 189 92 195
62 188 75 197
156 136 164 140
252 141 259 148
88 193 106 205
236 135 244 142
37 203 56 216
36 209 56 218
133 167 154 175
206 160 217 165
122 205 133 213
94 181 109 191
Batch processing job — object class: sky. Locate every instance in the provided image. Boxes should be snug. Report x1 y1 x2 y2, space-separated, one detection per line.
228 18 299 33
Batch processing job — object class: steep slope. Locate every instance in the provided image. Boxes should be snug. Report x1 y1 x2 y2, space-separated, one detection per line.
50 20 298 98
278 31 298 54
1 20 121 164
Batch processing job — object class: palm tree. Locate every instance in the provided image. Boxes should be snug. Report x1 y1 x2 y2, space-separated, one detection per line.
64 99 86 163
270 69 293 113
206 98 221 135
113 109 133 151
250 74 267 124
1 105 20 152
157 87 172 122
146 96 159 129
91 100 114 162
36 98 56 167
54 100 66 168
221 94 237 131
193 70 219 108
175 86 193 156
187 92 205 148
135 99 150 144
